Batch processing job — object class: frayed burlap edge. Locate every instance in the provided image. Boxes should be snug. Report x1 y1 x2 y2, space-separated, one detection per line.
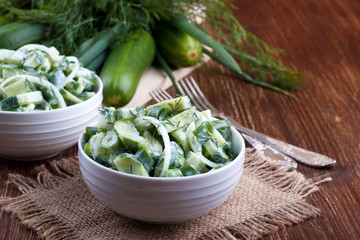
0 157 80 240
0 149 331 240
199 149 332 240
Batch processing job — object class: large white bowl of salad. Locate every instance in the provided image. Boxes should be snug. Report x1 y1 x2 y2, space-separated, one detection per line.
0 44 103 160
78 96 245 223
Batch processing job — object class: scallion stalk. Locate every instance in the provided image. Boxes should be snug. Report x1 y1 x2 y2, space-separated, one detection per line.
155 50 181 94
202 47 298 99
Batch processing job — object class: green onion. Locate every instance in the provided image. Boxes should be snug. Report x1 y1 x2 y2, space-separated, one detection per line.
202 47 298 100
77 23 123 67
155 50 181 94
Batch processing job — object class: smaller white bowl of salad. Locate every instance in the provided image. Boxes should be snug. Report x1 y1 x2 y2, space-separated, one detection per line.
78 96 245 223
0 44 103 160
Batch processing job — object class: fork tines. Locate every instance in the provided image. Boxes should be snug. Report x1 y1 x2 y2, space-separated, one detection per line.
178 77 214 112
150 76 214 113
150 88 172 103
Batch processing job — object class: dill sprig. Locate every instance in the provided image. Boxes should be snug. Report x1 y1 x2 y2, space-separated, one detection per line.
180 0 306 90
0 0 174 54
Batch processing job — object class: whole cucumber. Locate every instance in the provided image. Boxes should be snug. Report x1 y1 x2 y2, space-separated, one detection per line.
153 23 202 68
100 29 155 107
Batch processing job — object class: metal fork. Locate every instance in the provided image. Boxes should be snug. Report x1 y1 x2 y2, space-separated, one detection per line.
150 76 336 168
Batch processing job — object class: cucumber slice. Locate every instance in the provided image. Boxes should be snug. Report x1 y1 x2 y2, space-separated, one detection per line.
97 107 146 131
194 121 231 163
170 121 196 152
2 67 24 79
146 105 169 120
165 169 183 177
0 75 66 108
18 44 63 63
145 95 191 115
88 132 115 167
143 130 163 159
65 79 84 95
114 120 147 152
154 141 184 177
83 142 92 157
134 148 154 172
101 130 122 150
58 56 80 89
77 91 95 101
180 165 200 176
97 107 116 131
37 56 51 73
0 49 24 65
21 103 36 112
165 106 200 132
200 109 212 121
88 130 124 167
17 91 43 104
193 121 214 145
84 126 99 142
88 132 106 160
203 139 229 164
60 88 83 105
49 68 67 88
170 127 188 151
210 120 232 142
212 128 232 157
13 103 36 112
23 51 44 70
114 153 149 177
114 120 140 136
117 108 145 121
134 116 171 177
77 76 95 91
212 128 227 147
184 151 207 173
169 141 185 168
0 91 43 111
2 78 30 97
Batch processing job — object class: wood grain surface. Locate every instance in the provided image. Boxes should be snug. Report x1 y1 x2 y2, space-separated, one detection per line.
1 0 360 239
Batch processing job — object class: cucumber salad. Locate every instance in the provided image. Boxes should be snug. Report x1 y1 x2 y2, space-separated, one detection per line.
0 44 98 112
82 96 235 177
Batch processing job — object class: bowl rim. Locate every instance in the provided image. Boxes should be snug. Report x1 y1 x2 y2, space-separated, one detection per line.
78 126 245 182
0 102 100 127
0 74 103 115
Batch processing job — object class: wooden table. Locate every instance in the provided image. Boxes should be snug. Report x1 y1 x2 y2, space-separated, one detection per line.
1 0 360 239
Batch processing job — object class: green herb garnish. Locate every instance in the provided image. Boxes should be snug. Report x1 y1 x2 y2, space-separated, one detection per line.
0 0 306 94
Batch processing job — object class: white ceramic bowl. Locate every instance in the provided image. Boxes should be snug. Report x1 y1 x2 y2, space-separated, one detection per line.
0 76 103 160
78 126 245 224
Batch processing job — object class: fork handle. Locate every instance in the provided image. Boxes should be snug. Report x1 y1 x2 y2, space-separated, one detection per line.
224 116 336 168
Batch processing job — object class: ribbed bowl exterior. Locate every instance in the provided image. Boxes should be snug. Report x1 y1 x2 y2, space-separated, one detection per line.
78 127 245 223
0 76 103 160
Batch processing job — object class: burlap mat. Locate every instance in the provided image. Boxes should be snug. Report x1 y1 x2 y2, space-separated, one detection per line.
0 148 327 240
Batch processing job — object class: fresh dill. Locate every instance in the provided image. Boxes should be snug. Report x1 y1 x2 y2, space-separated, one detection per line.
0 0 306 91
168 98 182 115
164 119 175 128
